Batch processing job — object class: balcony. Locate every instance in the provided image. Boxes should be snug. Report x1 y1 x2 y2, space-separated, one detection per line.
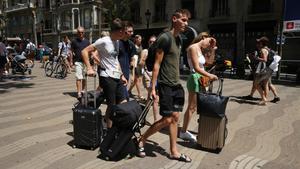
209 8 230 18
80 0 101 4
5 2 34 13
60 0 79 5
248 3 274 15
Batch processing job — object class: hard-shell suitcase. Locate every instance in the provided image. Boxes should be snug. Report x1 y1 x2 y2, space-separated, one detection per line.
80 90 105 109
197 78 228 153
197 115 227 152
72 74 103 150
99 99 153 160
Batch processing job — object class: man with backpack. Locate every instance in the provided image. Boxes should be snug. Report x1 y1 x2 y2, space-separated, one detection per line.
137 9 192 162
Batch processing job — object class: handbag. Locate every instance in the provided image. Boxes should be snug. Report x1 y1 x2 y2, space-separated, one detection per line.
197 78 229 118
199 76 210 87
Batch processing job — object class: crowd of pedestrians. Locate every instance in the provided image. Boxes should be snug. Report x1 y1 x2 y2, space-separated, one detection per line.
1 7 282 163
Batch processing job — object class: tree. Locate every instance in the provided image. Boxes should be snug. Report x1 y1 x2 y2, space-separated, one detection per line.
102 0 131 23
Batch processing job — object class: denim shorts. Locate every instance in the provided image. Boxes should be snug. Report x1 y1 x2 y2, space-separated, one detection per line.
157 83 185 117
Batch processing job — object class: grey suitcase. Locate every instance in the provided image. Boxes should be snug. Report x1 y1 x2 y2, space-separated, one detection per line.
197 115 227 152
197 78 228 153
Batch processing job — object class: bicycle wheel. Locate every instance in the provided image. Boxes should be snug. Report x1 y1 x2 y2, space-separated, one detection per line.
55 64 67 78
44 61 54 77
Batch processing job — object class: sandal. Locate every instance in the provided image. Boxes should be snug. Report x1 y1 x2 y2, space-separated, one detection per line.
169 153 192 163
258 100 267 106
137 146 146 158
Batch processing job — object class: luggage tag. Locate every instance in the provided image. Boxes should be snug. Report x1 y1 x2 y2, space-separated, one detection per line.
112 70 122 79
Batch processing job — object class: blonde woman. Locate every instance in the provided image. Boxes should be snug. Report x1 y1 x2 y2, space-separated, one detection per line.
179 32 218 142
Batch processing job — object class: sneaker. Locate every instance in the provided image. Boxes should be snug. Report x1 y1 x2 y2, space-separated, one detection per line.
77 92 82 99
271 97 280 103
179 131 197 142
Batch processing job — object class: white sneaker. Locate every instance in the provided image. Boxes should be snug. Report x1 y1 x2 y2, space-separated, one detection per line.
179 131 197 142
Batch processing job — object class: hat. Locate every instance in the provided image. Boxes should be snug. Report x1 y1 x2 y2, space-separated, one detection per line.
256 36 269 46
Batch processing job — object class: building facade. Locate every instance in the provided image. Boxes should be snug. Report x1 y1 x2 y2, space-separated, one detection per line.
2 0 103 50
2 0 298 74
128 0 286 71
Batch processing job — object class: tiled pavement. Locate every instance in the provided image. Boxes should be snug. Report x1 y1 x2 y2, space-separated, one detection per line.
0 63 299 169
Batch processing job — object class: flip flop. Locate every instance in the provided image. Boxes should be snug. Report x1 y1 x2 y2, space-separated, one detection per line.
169 153 192 163
137 146 146 158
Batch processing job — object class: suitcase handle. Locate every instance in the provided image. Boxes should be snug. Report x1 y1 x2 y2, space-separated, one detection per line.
83 67 98 108
132 98 154 136
206 78 224 96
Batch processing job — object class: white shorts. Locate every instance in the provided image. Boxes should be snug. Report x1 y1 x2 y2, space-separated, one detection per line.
75 62 86 80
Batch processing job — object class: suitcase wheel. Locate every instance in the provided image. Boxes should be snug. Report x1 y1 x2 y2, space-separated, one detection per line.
72 145 76 149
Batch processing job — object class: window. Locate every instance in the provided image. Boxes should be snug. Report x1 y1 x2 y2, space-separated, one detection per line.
61 10 72 30
130 1 141 24
154 0 166 22
45 0 50 9
251 0 271 14
210 0 229 17
181 0 195 18
73 8 80 29
81 8 92 29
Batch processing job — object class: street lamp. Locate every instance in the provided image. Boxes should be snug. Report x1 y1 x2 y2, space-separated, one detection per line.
145 9 151 29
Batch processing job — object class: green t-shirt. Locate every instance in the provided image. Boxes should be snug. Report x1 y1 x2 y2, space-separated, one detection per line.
157 31 181 86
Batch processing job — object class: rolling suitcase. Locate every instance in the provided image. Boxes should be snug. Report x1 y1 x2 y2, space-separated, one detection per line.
197 78 229 153
197 115 227 152
72 75 103 150
99 99 153 160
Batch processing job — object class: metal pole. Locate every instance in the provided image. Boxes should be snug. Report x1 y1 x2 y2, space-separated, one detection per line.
32 10 38 46
276 0 286 80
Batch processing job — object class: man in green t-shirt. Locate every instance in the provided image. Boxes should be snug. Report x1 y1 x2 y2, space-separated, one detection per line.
137 9 192 162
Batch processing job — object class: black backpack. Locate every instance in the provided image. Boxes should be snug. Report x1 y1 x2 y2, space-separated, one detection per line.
146 32 182 71
266 48 276 66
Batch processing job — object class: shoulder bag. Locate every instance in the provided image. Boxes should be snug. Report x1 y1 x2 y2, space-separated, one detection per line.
197 78 229 118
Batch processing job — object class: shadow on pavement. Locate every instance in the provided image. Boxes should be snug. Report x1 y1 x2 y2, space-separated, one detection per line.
229 96 260 105
142 139 169 158
63 91 78 98
177 141 223 154
0 76 35 94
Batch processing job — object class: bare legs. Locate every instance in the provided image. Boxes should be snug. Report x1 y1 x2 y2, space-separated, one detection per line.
138 112 181 156
181 92 197 132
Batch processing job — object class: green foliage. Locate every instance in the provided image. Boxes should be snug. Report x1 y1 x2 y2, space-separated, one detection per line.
102 0 132 22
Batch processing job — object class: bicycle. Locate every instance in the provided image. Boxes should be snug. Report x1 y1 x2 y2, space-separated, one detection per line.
44 55 68 78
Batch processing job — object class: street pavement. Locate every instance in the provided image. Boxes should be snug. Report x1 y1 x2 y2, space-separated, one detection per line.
0 62 299 169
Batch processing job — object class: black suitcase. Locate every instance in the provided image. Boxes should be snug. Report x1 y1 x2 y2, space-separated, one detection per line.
72 75 103 150
80 90 105 109
99 99 153 160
